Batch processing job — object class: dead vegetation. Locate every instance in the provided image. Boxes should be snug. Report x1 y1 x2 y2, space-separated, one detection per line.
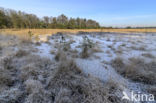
80 36 100 58
48 53 124 103
0 33 124 103
0 33 155 103
111 57 156 85
2 29 156 36
130 45 146 51
0 48 125 103
15 49 29 58
142 53 155 58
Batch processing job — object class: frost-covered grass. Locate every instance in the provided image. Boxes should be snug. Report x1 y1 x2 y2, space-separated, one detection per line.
0 32 156 103
111 57 156 85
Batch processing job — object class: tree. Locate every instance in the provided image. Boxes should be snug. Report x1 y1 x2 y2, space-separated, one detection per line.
0 10 7 28
68 18 76 29
0 7 101 29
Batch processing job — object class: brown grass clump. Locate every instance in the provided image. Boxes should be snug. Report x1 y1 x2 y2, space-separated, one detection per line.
0 68 14 87
24 79 44 94
0 54 56 103
19 55 55 82
24 79 51 103
55 49 66 61
0 45 2 51
120 43 126 47
130 46 146 51
1 56 14 70
111 57 125 71
142 53 155 58
0 56 16 93
15 49 29 58
115 47 123 54
112 57 156 85
107 38 111 41
20 64 39 81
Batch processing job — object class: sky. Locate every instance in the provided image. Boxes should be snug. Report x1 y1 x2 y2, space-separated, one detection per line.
0 0 156 27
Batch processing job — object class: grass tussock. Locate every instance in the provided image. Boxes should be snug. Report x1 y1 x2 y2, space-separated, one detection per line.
0 45 2 51
55 49 67 61
111 57 156 85
0 68 14 87
0 50 124 103
15 49 29 58
47 58 123 103
130 46 146 51
142 53 155 58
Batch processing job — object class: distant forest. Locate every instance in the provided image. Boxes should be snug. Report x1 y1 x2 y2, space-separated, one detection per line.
0 7 100 29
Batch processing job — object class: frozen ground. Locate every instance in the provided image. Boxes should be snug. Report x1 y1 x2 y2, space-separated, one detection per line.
36 32 156 102
0 32 155 103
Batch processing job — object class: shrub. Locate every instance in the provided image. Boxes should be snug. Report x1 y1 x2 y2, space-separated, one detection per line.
81 36 95 58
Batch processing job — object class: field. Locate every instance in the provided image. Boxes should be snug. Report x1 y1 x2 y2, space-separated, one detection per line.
0 31 156 103
1 29 156 36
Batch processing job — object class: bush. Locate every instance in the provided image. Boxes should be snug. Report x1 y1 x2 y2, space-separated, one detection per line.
81 36 95 58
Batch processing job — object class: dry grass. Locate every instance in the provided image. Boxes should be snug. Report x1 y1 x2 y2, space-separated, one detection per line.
47 56 124 103
55 49 66 61
130 46 146 51
0 34 134 103
0 49 124 103
142 53 155 58
111 57 156 85
15 49 29 58
0 45 2 51
1 28 156 36
115 46 123 54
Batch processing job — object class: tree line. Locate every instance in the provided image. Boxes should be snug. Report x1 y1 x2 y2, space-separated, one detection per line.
0 7 100 29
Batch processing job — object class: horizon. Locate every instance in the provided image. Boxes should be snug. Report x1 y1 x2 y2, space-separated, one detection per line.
0 0 156 27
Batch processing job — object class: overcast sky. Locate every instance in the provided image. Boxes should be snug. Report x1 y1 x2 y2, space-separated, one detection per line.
0 0 156 27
